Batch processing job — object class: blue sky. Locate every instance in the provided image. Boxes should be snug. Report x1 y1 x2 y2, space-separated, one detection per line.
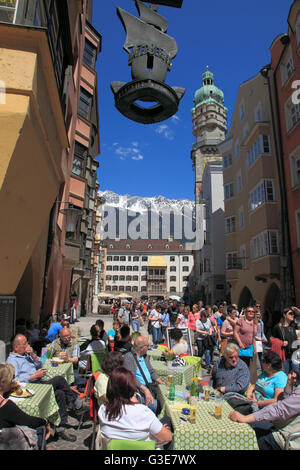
92 0 293 200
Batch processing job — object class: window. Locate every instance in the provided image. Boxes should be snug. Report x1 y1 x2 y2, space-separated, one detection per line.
236 170 242 193
254 102 263 122
240 245 246 269
133 266 139 271
182 266 189 272
106 275 112 280
148 244 152 249
78 87 92 120
170 287 176 293
170 266 176 272
126 276 132 281
120 256 126 261
120 266 125 271
141 266 147 271
224 183 234 200
109 244 114 249
247 135 270 168
83 39 97 69
170 256 175 262
113 266 119 271
170 276 176 282
249 180 275 212
119 286 125 292
133 276 138 281
285 98 300 132
235 139 240 159
126 266 132 271
132 286 138 292
119 275 125 281
225 216 236 234
242 122 249 140
165 244 169 249
72 142 87 177
226 252 238 270
281 47 294 85
126 244 131 249
290 152 300 188
238 206 245 229
250 230 279 260
106 266 112 271
133 256 139 262
223 153 233 169
204 259 211 273
113 256 119 261
183 276 188 281
107 256 112 262
113 275 118 281
239 100 245 121
142 256 148 262
182 256 189 262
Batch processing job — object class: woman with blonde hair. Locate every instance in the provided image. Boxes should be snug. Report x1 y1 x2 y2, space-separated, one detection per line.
0 364 50 449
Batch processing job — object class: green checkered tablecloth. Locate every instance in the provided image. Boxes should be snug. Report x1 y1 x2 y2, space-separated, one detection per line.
10 383 60 426
147 349 164 362
44 360 75 385
158 384 259 450
152 362 194 386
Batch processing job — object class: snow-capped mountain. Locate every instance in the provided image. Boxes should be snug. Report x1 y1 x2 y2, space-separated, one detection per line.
99 190 195 213
98 190 196 242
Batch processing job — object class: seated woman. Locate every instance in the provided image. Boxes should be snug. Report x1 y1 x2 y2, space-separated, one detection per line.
94 352 124 406
245 350 287 408
224 350 287 415
78 324 106 372
0 364 50 449
114 325 133 354
167 328 188 356
97 366 172 449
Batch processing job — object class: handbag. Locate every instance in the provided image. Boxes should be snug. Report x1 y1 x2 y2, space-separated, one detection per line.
255 340 263 353
133 354 158 399
238 344 254 357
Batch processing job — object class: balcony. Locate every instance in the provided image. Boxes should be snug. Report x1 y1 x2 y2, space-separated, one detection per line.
0 0 73 109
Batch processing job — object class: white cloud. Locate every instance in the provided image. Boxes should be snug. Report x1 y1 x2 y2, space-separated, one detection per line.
112 142 145 161
132 154 144 161
171 114 180 123
155 124 174 140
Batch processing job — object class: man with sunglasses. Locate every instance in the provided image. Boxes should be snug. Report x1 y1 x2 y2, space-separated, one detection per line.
211 343 250 395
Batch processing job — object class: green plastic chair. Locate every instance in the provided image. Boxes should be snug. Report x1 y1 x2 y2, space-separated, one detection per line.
108 439 156 450
90 352 108 373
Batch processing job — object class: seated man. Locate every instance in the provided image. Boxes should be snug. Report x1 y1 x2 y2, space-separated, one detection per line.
123 336 163 415
229 355 300 450
6 334 82 442
211 343 250 395
114 325 133 354
46 314 64 342
51 327 80 367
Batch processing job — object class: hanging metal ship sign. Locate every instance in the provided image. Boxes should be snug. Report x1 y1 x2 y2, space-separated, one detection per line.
111 0 185 124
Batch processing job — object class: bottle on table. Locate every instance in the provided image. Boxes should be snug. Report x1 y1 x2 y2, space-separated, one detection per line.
169 376 175 401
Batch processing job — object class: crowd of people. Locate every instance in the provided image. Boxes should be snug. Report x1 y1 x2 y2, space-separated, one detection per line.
1 298 300 451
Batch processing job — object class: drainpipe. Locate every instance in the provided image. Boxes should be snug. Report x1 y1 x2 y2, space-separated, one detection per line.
260 35 295 307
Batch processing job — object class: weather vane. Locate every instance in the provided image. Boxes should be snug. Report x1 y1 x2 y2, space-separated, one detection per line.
111 0 185 124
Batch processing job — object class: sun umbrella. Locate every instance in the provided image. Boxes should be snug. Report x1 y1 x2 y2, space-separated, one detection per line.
169 295 184 302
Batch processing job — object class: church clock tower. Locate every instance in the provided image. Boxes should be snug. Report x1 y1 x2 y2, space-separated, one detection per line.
191 67 227 204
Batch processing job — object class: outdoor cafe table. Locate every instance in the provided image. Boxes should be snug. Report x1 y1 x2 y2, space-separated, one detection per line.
9 383 60 426
157 384 259 450
151 362 194 386
44 360 75 385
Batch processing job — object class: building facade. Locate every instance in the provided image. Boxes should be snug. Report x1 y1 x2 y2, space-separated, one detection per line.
103 240 194 301
268 0 300 305
220 71 282 313
0 0 101 345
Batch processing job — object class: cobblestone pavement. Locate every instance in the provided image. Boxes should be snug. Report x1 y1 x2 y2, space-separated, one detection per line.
46 313 212 451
